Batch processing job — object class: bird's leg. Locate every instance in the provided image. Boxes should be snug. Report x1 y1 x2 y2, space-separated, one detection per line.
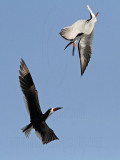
64 41 73 50
72 42 76 56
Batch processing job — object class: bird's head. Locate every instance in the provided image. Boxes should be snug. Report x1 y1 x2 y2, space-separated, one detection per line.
50 107 63 115
87 5 99 23
44 107 63 121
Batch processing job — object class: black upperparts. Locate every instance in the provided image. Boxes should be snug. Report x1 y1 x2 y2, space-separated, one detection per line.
22 73 34 89
19 59 43 120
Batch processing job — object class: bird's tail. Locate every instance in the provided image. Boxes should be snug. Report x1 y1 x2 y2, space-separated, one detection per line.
21 123 33 137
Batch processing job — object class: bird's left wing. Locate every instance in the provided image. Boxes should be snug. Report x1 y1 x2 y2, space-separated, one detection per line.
19 59 42 119
60 20 86 41
78 29 94 75
35 121 59 144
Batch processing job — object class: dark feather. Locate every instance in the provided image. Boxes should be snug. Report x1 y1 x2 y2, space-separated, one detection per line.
19 59 42 120
19 59 59 144
34 122 59 144
78 29 94 75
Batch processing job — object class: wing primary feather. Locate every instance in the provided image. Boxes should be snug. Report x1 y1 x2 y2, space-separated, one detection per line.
78 29 94 75
19 59 42 118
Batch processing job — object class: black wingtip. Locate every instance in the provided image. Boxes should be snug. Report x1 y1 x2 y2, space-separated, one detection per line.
43 138 59 145
21 58 26 65
21 58 24 63
42 133 59 144
81 72 84 76
81 69 85 76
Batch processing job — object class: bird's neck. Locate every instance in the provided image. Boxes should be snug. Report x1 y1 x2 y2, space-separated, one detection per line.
90 17 97 24
43 109 52 121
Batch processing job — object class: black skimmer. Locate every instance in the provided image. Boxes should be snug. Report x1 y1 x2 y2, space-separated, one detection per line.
19 59 62 144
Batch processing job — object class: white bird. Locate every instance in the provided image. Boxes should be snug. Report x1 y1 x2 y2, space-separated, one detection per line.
60 5 99 75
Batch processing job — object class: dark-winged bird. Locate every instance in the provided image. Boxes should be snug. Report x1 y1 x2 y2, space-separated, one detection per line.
19 59 62 144
60 5 99 75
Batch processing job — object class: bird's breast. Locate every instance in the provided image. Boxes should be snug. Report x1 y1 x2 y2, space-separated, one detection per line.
84 22 94 35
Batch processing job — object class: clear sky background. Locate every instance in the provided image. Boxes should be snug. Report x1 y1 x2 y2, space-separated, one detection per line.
0 0 120 160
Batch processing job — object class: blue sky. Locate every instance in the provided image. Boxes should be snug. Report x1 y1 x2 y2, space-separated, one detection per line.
0 0 120 159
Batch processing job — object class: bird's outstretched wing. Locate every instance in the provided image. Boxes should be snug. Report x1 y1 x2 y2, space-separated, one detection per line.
35 121 59 144
78 29 94 75
19 59 42 120
60 20 86 41
60 26 74 41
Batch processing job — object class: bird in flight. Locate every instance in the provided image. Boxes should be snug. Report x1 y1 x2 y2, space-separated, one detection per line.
60 5 99 75
19 59 62 144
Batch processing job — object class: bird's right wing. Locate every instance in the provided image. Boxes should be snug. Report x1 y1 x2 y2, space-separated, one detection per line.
78 29 94 75
19 59 42 120
35 121 59 144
